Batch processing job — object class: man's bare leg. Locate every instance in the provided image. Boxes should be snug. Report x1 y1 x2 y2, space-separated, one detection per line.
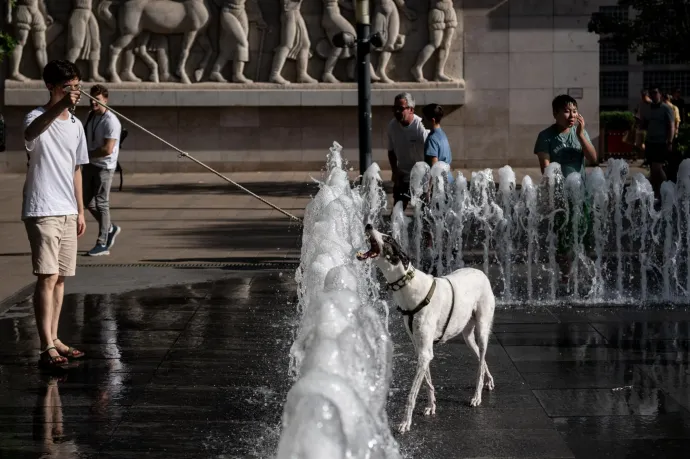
34 274 64 361
51 276 67 352
50 276 84 358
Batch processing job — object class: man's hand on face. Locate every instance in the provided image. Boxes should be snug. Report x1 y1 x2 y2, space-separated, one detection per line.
576 114 586 137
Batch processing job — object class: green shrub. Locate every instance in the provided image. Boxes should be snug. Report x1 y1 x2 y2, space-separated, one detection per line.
600 111 635 131
0 2 18 63
0 32 17 64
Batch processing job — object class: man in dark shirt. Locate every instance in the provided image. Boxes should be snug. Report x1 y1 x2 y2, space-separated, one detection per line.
641 87 676 199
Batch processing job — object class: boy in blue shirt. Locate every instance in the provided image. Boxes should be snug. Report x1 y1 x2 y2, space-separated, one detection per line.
422 103 453 185
422 104 452 166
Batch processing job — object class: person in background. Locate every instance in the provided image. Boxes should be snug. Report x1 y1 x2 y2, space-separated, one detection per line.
22 59 89 369
534 95 597 178
421 103 453 263
640 87 675 199
663 92 682 182
83 84 122 256
387 92 428 210
422 103 453 182
672 88 686 124
534 94 597 283
634 90 652 162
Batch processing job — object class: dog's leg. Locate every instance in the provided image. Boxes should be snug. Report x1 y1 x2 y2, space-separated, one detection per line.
470 320 490 407
410 330 436 416
462 323 494 390
423 369 436 415
399 345 432 433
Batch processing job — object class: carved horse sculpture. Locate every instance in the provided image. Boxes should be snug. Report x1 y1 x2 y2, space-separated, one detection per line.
97 0 214 84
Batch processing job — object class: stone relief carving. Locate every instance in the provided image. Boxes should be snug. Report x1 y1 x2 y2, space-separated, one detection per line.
97 0 214 84
318 0 356 83
372 0 417 83
3 0 464 85
66 0 105 82
209 0 268 83
269 0 317 84
140 34 175 83
412 0 456 82
8 0 53 81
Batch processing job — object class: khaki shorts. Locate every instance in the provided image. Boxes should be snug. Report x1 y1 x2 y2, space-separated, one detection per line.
24 215 78 277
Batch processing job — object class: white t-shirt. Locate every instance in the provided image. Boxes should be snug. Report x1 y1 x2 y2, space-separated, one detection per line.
22 107 90 219
387 114 429 181
84 110 121 169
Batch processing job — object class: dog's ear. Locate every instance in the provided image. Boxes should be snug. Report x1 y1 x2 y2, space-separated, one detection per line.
382 234 410 269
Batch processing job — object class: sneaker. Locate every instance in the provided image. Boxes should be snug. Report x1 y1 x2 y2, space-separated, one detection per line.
87 245 110 256
106 224 121 249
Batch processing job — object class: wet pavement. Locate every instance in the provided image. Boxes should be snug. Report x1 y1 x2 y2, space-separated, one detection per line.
1 269 690 458
0 269 297 459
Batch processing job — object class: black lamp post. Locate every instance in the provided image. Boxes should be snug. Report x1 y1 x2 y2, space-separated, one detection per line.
333 0 384 177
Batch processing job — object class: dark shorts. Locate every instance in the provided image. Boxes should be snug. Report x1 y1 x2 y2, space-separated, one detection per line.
645 142 671 164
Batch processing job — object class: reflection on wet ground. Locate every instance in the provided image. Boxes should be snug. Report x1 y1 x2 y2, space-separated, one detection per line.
1 272 690 458
0 272 296 459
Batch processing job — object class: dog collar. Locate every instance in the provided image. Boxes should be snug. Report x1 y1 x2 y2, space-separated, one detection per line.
388 268 415 291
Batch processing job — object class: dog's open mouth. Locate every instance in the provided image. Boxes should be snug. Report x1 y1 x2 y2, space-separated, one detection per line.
356 226 381 260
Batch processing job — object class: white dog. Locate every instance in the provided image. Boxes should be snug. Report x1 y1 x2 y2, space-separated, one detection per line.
357 224 496 433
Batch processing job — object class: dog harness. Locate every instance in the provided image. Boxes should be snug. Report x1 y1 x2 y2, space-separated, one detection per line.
392 270 455 344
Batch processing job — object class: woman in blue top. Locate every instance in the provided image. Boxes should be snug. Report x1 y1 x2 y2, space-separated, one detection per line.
534 95 598 282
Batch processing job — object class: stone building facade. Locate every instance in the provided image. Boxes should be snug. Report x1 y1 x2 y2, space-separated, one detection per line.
0 0 609 173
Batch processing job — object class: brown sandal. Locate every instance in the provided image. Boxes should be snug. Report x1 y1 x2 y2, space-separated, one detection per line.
54 339 85 359
39 347 68 369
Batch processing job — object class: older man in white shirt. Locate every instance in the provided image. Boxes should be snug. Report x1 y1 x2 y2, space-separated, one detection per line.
387 92 428 210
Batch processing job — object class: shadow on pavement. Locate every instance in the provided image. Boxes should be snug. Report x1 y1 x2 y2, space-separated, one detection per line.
120 181 320 198
156 220 302 252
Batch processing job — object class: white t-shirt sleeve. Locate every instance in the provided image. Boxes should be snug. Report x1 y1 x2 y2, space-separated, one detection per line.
418 120 429 143
103 115 121 141
23 109 42 152
76 123 90 166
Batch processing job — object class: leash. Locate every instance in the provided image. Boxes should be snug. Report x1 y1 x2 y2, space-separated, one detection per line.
78 90 302 223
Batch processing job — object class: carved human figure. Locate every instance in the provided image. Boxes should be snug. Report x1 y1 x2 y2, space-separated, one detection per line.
411 0 456 82
7 0 53 81
143 35 174 82
209 0 268 84
320 0 357 83
66 0 105 82
372 0 416 83
124 34 174 82
269 0 317 84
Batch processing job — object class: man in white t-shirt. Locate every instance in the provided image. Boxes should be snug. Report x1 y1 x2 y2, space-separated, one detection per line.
387 92 428 210
22 59 89 369
83 84 122 256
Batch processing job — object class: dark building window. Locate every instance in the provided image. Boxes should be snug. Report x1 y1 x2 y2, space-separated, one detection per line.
601 72 629 98
643 71 690 95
